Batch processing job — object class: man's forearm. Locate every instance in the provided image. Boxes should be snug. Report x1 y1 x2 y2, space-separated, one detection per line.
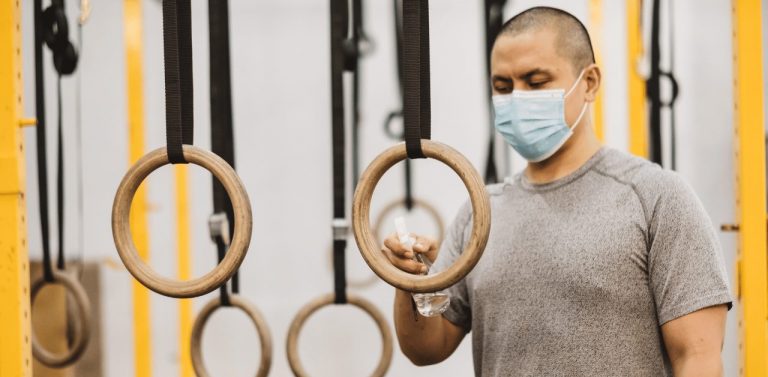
394 289 449 365
672 353 723 377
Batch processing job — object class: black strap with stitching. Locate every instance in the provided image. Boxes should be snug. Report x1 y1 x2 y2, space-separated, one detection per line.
402 0 431 159
208 0 239 306
162 0 194 164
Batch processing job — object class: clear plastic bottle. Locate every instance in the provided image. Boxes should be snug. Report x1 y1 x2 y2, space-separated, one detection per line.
395 217 450 317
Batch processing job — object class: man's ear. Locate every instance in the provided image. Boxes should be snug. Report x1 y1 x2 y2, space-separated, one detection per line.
583 64 601 102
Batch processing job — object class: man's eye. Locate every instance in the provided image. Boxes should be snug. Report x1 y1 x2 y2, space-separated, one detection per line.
494 86 512 93
529 81 546 89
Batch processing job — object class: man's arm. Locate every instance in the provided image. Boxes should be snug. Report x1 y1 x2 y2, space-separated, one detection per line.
384 234 467 365
393 289 467 365
661 305 727 377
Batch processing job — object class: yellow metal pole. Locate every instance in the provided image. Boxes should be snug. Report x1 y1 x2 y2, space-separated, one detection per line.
123 1 152 375
0 0 32 375
732 1 768 376
175 165 193 377
588 0 605 142
626 0 648 158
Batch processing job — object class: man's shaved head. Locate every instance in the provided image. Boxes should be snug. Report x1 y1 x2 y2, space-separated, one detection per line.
498 7 595 74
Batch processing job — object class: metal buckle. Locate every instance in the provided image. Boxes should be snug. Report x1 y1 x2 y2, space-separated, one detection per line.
208 213 231 246
332 218 349 241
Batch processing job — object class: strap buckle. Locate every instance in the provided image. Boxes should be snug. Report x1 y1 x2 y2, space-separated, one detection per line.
208 212 231 246
332 218 349 241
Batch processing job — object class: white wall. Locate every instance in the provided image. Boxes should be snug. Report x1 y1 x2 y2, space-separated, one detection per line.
20 0 740 376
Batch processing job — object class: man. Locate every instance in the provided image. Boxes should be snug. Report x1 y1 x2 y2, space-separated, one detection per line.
383 6 731 377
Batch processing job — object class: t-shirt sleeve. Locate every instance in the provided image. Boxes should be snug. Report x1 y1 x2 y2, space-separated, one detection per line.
431 201 474 331
646 172 733 325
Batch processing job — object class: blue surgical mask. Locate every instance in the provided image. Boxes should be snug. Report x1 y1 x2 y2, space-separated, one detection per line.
492 70 588 162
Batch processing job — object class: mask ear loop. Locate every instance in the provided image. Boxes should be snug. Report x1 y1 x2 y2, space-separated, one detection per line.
564 69 589 130
564 69 587 98
569 102 589 130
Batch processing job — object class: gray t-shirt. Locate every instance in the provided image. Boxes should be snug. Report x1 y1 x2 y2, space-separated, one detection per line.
432 147 732 377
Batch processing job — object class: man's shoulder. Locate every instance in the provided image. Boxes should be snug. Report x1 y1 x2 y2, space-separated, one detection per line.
594 148 695 209
595 148 680 186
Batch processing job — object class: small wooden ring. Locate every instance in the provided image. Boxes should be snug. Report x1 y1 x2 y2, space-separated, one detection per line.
112 146 252 298
372 197 445 243
286 293 393 377
30 270 92 368
352 141 491 293
190 295 273 377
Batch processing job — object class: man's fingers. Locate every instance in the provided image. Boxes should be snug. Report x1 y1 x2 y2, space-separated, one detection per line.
383 233 414 258
382 247 427 274
412 235 437 253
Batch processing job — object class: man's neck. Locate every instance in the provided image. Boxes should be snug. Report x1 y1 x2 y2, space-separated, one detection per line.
524 126 602 184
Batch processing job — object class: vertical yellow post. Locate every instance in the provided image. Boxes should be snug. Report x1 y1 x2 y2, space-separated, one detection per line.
0 0 32 375
588 0 605 142
732 1 768 376
175 165 193 377
124 1 152 375
626 0 648 158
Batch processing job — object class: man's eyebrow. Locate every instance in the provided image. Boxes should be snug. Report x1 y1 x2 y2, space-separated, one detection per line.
520 68 552 80
492 68 553 83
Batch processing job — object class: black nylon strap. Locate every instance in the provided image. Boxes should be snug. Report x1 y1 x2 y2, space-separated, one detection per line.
34 0 54 282
483 0 506 184
162 0 194 164
404 159 414 210
646 0 679 168
331 0 348 304
402 0 431 159
56 78 65 271
214 236 231 305
350 0 363 187
208 0 239 305
388 0 415 210
664 0 678 170
647 0 662 165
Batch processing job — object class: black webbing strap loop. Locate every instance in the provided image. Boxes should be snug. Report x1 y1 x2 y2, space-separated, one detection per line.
350 0 365 187
647 0 662 165
36 0 79 281
402 0 431 159
162 0 194 164
404 160 414 210
208 0 239 306
387 0 416 210
663 0 678 170
56 78 65 271
382 0 404 141
483 0 506 184
34 0 54 282
646 0 680 169
331 0 349 304
214 235 231 306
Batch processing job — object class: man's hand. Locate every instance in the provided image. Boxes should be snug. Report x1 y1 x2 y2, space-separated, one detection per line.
661 304 727 377
382 233 439 274
383 233 466 365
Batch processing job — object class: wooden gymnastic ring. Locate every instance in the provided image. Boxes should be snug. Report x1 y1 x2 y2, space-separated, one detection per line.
286 293 393 377
190 295 273 377
372 197 445 244
30 270 92 368
352 141 491 293
112 146 252 298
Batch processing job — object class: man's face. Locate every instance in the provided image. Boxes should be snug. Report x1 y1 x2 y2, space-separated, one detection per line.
491 28 588 128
